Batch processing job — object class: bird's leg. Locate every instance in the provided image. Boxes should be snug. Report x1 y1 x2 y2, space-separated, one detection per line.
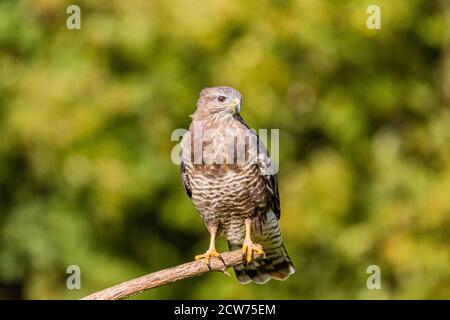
195 228 220 266
242 218 265 263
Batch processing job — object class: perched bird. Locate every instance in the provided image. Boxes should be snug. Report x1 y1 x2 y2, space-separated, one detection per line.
180 86 295 284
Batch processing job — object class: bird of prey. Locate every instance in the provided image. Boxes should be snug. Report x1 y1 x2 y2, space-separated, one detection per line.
180 86 295 284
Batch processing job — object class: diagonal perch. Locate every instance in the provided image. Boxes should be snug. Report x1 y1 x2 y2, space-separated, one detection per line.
81 249 264 300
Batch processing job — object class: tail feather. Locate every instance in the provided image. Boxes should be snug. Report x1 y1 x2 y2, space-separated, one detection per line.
233 265 252 284
228 241 295 284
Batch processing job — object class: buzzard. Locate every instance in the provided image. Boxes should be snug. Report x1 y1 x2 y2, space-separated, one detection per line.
180 86 295 284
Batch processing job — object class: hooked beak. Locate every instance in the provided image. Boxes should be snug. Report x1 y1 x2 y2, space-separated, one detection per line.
228 98 241 114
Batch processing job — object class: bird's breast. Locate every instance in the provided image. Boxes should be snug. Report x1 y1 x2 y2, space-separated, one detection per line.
187 163 268 222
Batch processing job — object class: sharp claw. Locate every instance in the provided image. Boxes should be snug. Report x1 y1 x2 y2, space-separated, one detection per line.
241 240 265 264
254 245 264 255
218 254 227 268
195 249 221 267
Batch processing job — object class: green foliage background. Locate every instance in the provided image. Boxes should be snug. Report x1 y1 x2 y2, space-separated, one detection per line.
0 0 449 299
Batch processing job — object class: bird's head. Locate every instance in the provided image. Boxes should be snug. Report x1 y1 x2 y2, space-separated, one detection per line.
196 86 243 116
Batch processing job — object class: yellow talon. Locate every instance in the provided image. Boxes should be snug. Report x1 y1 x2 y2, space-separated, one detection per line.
242 219 265 263
196 230 221 265
195 248 220 265
242 238 265 263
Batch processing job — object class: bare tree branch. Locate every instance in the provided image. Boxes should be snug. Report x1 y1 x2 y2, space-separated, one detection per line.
81 249 264 300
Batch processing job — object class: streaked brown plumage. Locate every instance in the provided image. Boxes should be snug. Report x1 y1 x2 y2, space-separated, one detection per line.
180 86 295 284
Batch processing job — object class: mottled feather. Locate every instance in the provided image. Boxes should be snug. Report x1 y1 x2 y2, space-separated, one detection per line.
180 86 295 283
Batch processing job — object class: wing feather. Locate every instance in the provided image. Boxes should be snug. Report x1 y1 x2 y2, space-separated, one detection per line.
236 115 281 219
180 161 192 198
258 149 280 220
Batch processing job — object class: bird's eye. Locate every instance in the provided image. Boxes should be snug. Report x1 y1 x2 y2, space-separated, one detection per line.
217 96 226 103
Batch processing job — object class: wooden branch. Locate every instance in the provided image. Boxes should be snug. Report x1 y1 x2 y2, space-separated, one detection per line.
81 249 264 300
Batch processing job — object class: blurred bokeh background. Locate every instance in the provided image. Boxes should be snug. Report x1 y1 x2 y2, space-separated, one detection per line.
0 0 449 299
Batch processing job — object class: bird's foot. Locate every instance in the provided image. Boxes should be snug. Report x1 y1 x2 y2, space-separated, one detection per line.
242 238 265 263
195 248 221 265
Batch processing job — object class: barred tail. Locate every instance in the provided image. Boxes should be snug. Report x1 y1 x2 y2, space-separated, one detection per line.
229 242 295 284
227 210 295 284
